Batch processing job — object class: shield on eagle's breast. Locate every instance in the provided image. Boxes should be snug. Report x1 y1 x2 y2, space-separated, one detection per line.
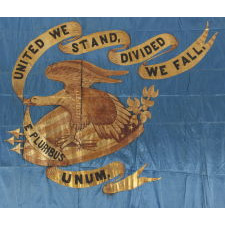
23 106 144 166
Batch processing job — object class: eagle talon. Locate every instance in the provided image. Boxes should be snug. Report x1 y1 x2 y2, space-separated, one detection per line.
57 135 82 150
73 139 82 147
56 136 69 146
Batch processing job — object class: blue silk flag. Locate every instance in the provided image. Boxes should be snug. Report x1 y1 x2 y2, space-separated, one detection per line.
0 17 225 208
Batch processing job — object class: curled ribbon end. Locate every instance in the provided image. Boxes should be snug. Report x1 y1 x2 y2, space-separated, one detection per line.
153 177 162 181
206 21 209 30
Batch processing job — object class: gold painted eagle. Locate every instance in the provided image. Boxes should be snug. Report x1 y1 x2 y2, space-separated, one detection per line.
24 60 135 149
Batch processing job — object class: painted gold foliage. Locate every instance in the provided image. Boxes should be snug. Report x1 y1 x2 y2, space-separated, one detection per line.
127 85 159 125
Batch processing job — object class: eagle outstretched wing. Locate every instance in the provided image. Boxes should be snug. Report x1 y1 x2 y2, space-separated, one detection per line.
83 89 132 142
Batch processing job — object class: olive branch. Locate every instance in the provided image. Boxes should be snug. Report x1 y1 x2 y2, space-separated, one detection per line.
126 85 159 125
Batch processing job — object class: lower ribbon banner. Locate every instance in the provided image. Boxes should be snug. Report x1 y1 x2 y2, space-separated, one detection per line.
23 107 68 164
46 162 161 194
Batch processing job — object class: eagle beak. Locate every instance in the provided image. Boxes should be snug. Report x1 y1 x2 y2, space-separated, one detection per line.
97 70 129 83
97 76 122 83
105 70 129 76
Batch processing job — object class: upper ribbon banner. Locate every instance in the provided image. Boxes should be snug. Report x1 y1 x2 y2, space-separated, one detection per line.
58 22 217 80
12 22 218 101
12 21 82 100
59 31 178 66
139 23 218 79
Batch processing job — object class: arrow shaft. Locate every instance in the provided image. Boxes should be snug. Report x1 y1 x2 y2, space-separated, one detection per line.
15 140 24 143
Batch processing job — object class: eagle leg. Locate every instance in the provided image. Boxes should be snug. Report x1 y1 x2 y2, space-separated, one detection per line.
56 125 82 150
60 135 81 149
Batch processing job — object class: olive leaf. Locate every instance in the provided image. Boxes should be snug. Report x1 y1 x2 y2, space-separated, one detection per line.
142 105 148 111
134 97 140 107
133 107 140 114
140 113 147 123
142 87 148 97
147 85 155 97
141 97 145 105
143 111 151 119
141 97 154 107
140 111 151 123
151 89 159 98
127 97 135 106
131 115 139 125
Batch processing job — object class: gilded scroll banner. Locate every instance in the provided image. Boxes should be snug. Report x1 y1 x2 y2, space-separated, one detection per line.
23 107 68 164
12 21 218 103
12 21 82 100
139 23 218 79
59 30 130 55
108 33 178 65
59 31 178 66
46 162 160 194
57 22 217 79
